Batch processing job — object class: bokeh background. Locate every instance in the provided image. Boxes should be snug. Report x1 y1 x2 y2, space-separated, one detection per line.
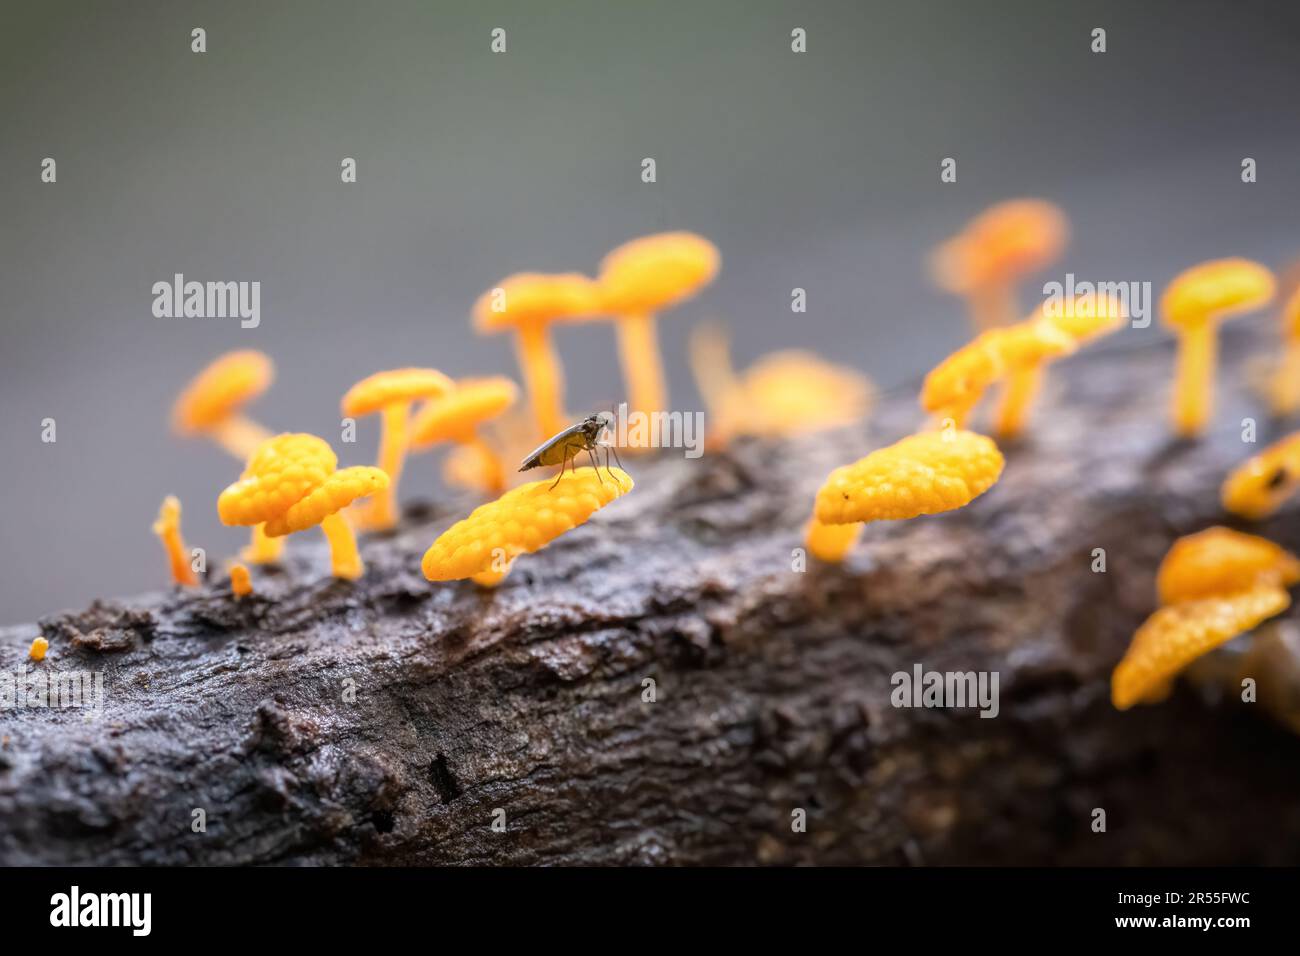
3 0 1300 623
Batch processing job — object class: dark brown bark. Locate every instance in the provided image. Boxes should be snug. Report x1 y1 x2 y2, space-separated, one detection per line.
3 328 1300 866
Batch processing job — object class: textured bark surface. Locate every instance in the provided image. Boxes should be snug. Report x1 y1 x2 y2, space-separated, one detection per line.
3 329 1300 866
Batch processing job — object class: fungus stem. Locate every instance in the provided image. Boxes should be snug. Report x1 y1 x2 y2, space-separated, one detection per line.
1173 323 1216 437
805 519 862 564
366 401 410 529
1273 341 1300 415
321 512 363 580
471 561 512 588
464 434 506 495
515 322 566 438
241 524 283 564
152 495 198 587
617 311 667 420
971 285 1014 332
230 563 253 598
211 415 272 460
993 365 1043 438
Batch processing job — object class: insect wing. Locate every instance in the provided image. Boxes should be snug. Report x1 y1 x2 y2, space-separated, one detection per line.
519 421 587 471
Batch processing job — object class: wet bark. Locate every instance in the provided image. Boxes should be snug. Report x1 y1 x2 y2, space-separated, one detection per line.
2 328 1299 866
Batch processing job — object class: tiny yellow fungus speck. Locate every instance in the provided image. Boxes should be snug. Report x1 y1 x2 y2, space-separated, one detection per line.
1111 585 1290 710
422 467 632 581
152 494 199 587
1156 527 1300 605
230 563 253 598
813 429 1005 526
29 637 49 662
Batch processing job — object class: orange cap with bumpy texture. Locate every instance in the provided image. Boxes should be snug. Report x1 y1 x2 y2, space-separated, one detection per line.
1111 585 1290 710
597 232 720 315
814 429 1004 526
172 350 274 433
1156 527 1300 605
422 467 632 581
217 434 337 526
263 466 389 536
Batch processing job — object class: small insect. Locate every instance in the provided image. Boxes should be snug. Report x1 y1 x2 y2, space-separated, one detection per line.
519 412 626 490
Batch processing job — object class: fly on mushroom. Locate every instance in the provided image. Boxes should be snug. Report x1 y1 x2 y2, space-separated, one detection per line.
520 411 626 489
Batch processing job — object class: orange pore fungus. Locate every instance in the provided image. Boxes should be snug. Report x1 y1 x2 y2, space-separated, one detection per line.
152 494 199 587
341 368 454 530
1160 258 1275 437
1155 527 1300 605
595 232 720 421
930 199 1068 332
171 350 275 459
689 324 874 445
218 434 386 580
422 466 632 583
920 319 1074 428
1111 585 1290 710
804 428 1004 563
229 563 253 598
1221 430 1300 521
410 376 518 495
474 272 600 440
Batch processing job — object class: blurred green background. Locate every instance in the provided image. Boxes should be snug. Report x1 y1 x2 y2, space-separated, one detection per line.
3 0 1300 622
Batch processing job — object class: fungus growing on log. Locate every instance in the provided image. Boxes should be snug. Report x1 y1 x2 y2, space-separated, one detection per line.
422 466 633 583
1161 258 1275 437
218 434 387 581
1221 430 1300 521
171 350 275 459
410 376 518 495
152 494 198 587
341 368 455 530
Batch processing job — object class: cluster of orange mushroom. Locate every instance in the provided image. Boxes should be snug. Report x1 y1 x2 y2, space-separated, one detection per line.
132 207 1300 730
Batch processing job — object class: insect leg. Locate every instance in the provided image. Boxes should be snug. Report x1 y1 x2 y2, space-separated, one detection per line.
587 447 604 483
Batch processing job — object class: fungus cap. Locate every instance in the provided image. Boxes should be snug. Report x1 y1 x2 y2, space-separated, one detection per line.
1111 585 1290 710
1156 527 1300 605
1221 432 1300 521
931 200 1068 293
263 466 389 536
217 433 338 526
597 232 720 315
719 351 874 438
422 466 633 581
172 350 274 433
410 377 519 446
920 321 1073 414
1036 296 1127 342
341 368 455 418
473 272 600 334
230 563 252 597
814 429 1005 525
1160 258 1275 329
